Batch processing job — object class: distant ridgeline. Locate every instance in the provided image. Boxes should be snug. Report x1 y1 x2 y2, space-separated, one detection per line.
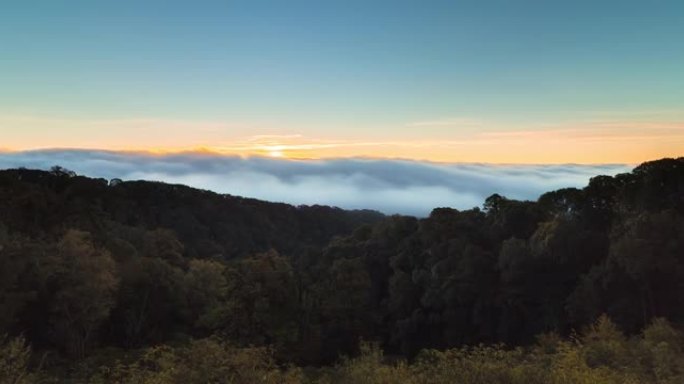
0 158 683 375
0 166 384 259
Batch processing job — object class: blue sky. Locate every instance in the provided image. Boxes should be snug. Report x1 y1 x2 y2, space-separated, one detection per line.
1 0 683 162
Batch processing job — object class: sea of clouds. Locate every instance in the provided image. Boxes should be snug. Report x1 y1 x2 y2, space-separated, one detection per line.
0 150 632 216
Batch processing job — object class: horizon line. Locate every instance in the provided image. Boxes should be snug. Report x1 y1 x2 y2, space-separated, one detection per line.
0 146 647 167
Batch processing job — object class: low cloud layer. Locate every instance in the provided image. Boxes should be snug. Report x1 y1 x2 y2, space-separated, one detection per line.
0 150 632 216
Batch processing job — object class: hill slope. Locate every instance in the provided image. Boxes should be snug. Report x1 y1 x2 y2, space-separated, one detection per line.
0 167 384 259
0 157 683 379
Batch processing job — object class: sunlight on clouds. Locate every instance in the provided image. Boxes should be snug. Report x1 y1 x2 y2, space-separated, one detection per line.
1 115 682 164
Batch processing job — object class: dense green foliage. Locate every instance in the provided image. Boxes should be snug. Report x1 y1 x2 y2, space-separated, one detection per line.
0 157 683 382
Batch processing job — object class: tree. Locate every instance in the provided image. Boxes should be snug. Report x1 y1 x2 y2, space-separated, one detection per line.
142 229 186 267
608 210 684 324
580 315 630 370
49 166 76 178
110 255 187 347
207 251 299 352
641 318 684 382
43 230 119 358
0 231 38 335
185 259 228 331
0 335 33 384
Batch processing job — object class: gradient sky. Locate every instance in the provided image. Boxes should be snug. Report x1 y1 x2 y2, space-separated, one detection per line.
1 0 683 163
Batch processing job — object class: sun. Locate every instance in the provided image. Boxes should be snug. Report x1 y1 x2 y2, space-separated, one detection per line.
268 149 284 158
256 144 290 158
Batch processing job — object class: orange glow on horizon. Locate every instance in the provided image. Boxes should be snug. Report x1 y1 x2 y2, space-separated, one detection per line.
1 115 682 164
3 137 680 165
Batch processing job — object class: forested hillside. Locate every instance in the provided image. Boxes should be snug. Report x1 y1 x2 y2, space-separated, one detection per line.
1 157 683 383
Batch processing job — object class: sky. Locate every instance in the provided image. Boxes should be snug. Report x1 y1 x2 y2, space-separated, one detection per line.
1 0 682 163
0 1 681 213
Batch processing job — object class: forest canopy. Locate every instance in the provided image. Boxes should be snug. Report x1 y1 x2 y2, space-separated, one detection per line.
0 157 683 383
